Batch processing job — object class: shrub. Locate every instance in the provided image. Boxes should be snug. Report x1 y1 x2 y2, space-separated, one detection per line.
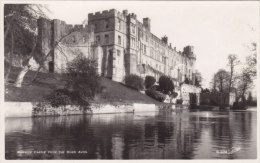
45 89 89 108
176 99 183 104
232 101 247 110
145 89 166 102
151 85 160 91
125 74 144 91
158 75 174 95
144 76 156 89
65 55 102 100
171 92 178 98
46 89 72 108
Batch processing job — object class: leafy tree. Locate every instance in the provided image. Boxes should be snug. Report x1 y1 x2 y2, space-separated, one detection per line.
158 75 174 95
144 75 156 89
125 74 144 91
65 54 102 101
211 69 230 93
4 4 48 84
235 69 253 102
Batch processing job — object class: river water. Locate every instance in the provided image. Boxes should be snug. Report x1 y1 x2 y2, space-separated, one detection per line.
5 107 257 159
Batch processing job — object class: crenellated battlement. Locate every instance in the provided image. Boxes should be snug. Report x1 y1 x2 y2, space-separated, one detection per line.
88 9 130 21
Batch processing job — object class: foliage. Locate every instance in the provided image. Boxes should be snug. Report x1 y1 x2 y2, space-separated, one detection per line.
65 55 102 100
144 75 156 89
227 54 240 97
46 89 72 108
171 92 178 98
46 89 89 108
235 69 253 102
245 42 257 78
211 69 230 93
195 71 202 87
4 4 48 57
184 77 192 84
145 89 166 102
201 88 210 93
125 74 144 91
232 101 247 110
176 99 183 104
158 75 174 95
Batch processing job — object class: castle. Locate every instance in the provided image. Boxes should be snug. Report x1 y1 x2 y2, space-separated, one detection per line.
38 9 201 105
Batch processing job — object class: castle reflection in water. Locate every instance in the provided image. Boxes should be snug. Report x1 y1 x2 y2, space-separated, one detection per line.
5 109 257 159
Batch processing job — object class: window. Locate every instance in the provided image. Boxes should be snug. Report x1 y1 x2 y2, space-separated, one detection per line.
105 20 109 28
131 37 135 48
96 35 100 43
144 45 146 54
117 50 121 56
105 34 109 44
118 35 121 45
118 20 121 30
132 24 135 34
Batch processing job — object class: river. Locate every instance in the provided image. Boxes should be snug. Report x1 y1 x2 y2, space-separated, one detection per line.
5 107 257 159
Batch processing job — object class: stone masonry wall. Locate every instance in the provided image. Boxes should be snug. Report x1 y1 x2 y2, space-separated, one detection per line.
180 84 201 105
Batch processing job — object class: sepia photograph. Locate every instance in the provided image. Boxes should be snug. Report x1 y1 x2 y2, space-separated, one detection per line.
2 0 259 160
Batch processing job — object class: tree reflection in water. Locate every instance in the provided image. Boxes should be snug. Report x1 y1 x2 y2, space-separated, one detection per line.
5 109 257 159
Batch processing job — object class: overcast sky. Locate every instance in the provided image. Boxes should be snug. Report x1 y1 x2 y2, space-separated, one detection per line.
46 1 258 88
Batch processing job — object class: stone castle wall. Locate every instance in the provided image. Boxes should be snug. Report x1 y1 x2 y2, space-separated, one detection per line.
88 9 197 83
37 9 200 105
37 18 101 73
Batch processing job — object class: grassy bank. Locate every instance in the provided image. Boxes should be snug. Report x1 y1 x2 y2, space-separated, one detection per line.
5 66 161 105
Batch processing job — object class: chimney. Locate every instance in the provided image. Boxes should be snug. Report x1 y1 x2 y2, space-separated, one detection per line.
143 18 151 31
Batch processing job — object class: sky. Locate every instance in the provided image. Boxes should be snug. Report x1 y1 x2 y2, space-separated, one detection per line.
46 1 259 88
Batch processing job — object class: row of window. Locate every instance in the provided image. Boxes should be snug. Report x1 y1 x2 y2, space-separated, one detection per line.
95 34 122 45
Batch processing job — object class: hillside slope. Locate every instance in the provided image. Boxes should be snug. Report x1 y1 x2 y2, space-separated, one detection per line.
5 67 161 104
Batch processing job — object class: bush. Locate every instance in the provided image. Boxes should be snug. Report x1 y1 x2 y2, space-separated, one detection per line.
46 89 89 108
125 74 144 91
145 89 166 102
158 75 174 94
65 55 102 100
176 99 183 104
46 89 72 108
171 92 178 98
144 76 156 89
232 101 247 110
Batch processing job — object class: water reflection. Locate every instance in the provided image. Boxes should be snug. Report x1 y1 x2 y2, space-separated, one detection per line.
5 109 257 159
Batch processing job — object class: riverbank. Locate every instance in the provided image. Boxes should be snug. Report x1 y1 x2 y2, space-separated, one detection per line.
5 66 161 104
5 102 182 118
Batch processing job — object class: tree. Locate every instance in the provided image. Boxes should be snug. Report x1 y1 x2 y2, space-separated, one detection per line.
65 54 102 101
194 71 202 87
144 76 156 89
235 69 253 102
245 42 257 78
212 69 230 93
4 4 48 85
227 54 240 98
158 75 174 95
247 91 253 105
